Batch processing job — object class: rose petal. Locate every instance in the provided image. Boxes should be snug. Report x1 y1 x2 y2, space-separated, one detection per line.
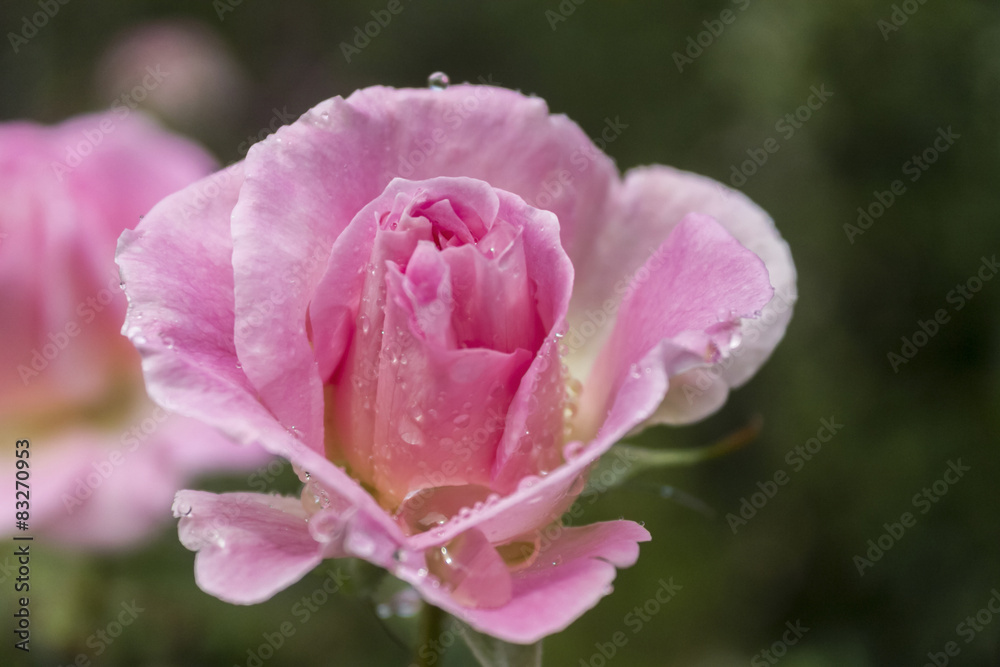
568 166 796 425
230 86 615 452
116 164 401 540
174 491 325 604
578 213 775 438
402 521 650 644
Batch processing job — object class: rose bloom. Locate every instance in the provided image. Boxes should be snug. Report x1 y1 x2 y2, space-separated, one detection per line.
117 82 795 642
0 112 268 548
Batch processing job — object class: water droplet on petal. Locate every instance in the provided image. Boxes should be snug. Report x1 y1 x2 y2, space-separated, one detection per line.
394 485 492 535
496 534 541 572
428 71 450 90
425 530 512 608
453 414 470 428
359 315 371 334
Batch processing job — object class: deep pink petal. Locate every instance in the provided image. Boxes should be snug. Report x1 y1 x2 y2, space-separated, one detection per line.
365 264 532 505
489 192 575 490
174 491 325 604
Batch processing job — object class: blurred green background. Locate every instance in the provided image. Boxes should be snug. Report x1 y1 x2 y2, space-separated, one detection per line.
2 0 999 665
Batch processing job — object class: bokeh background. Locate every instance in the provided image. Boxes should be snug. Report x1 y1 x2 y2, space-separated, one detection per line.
2 0 999 665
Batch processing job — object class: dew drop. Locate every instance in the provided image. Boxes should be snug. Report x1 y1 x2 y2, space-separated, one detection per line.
453 414 470 428
359 315 371 334
428 71 450 90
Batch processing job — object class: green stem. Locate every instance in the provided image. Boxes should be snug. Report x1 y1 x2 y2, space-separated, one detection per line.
418 603 445 667
633 414 763 467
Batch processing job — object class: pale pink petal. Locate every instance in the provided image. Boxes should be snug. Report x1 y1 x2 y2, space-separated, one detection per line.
568 166 796 425
578 213 775 438
116 165 400 541
402 521 650 644
174 491 325 604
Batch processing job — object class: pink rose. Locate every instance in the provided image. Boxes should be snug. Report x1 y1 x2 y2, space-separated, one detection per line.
0 112 268 548
118 83 795 642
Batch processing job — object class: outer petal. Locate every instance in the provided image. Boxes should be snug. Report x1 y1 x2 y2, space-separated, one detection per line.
173 491 326 604
568 166 796 424
400 521 650 644
116 164 402 544
578 213 775 438
229 85 615 455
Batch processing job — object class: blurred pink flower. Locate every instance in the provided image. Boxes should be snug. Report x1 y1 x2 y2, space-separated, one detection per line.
0 112 268 549
117 83 796 642
95 20 249 132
